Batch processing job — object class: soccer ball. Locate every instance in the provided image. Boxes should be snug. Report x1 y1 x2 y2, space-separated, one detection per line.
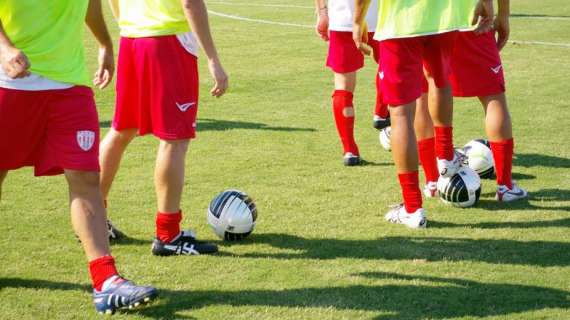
461 139 495 178
437 167 481 208
379 127 391 151
207 189 257 241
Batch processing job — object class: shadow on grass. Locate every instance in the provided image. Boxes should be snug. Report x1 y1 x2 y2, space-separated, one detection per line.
475 188 570 212
511 13 570 19
225 233 570 267
431 217 570 230
2 275 568 319
514 153 570 168
99 118 315 133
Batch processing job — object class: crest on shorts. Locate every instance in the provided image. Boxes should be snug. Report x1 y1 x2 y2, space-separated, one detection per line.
76 130 95 151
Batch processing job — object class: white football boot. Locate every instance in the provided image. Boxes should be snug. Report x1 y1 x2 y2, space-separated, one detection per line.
384 204 427 229
437 152 461 178
496 182 528 202
423 181 438 198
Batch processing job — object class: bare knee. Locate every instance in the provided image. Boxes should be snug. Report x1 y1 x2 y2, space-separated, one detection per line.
65 170 101 196
158 139 190 156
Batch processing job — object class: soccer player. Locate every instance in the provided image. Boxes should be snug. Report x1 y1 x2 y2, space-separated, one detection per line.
0 0 157 314
353 0 495 227
417 0 527 202
315 0 387 166
99 0 228 255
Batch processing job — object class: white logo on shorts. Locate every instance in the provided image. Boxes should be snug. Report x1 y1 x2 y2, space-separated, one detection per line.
491 65 503 74
176 102 196 112
76 131 95 151
379 71 385 80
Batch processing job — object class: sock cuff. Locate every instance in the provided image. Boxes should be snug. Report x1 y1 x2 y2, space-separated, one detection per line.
156 210 183 223
434 126 453 135
89 255 115 268
489 138 514 147
332 90 354 99
398 171 420 183
417 137 435 148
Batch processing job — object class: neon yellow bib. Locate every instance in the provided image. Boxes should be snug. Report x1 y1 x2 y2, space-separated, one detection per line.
0 0 89 86
374 0 478 41
118 0 189 38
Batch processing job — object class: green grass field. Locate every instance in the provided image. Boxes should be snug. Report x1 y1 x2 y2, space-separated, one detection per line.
1 1 569 319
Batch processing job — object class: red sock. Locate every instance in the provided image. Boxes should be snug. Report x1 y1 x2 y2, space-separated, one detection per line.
434 126 455 161
490 138 514 189
89 256 118 291
332 90 359 155
398 172 423 213
375 73 389 118
418 137 439 183
156 211 182 243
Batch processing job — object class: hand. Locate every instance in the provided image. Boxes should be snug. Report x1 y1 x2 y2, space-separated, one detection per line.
472 0 495 35
352 22 371 56
208 59 228 98
316 9 329 41
0 46 31 79
494 14 510 51
93 46 114 89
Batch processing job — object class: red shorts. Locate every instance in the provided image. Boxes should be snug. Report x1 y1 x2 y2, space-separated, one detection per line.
327 32 380 73
0 86 99 176
378 32 458 106
113 36 199 140
450 31 505 97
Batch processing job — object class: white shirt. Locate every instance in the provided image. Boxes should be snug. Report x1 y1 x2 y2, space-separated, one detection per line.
328 0 378 32
0 67 72 91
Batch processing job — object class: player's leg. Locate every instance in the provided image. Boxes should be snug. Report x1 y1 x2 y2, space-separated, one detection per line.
450 31 526 202
333 71 361 165
327 31 364 166
134 35 217 256
99 128 137 201
44 86 157 313
0 171 7 200
378 37 426 228
369 33 390 130
423 32 461 178
480 93 526 201
414 91 439 198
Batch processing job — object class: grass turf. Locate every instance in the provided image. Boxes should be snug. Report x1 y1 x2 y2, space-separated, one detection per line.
0 1 569 319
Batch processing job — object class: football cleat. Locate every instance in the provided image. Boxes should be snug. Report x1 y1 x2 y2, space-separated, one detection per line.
423 181 438 198
93 276 158 315
151 230 218 256
373 115 391 130
343 152 361 166
384 204 427 229
107 220 126 241
437 152 461 178
496 182 528 202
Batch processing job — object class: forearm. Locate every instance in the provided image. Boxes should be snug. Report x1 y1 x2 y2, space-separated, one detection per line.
315 0 327 12
498 0 510 17
108 0 120 20
354 0 372 26
0 21 14 51
85 0 113 49
181 0 221 62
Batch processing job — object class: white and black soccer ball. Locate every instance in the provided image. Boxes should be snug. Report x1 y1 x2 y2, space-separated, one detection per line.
207 189 257 241
462 139 495 178
437 167 482 208
379 127 391 151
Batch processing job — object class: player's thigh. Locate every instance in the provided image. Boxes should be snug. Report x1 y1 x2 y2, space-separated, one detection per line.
38 86 100 176
379 37 424 106
327 31 365 74
333 72 357 92
0 88 48 170
422 31 458 89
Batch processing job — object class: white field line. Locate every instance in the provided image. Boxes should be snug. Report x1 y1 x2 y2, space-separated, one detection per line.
208 1 313 9
208 10 312 28
208 9 570 48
